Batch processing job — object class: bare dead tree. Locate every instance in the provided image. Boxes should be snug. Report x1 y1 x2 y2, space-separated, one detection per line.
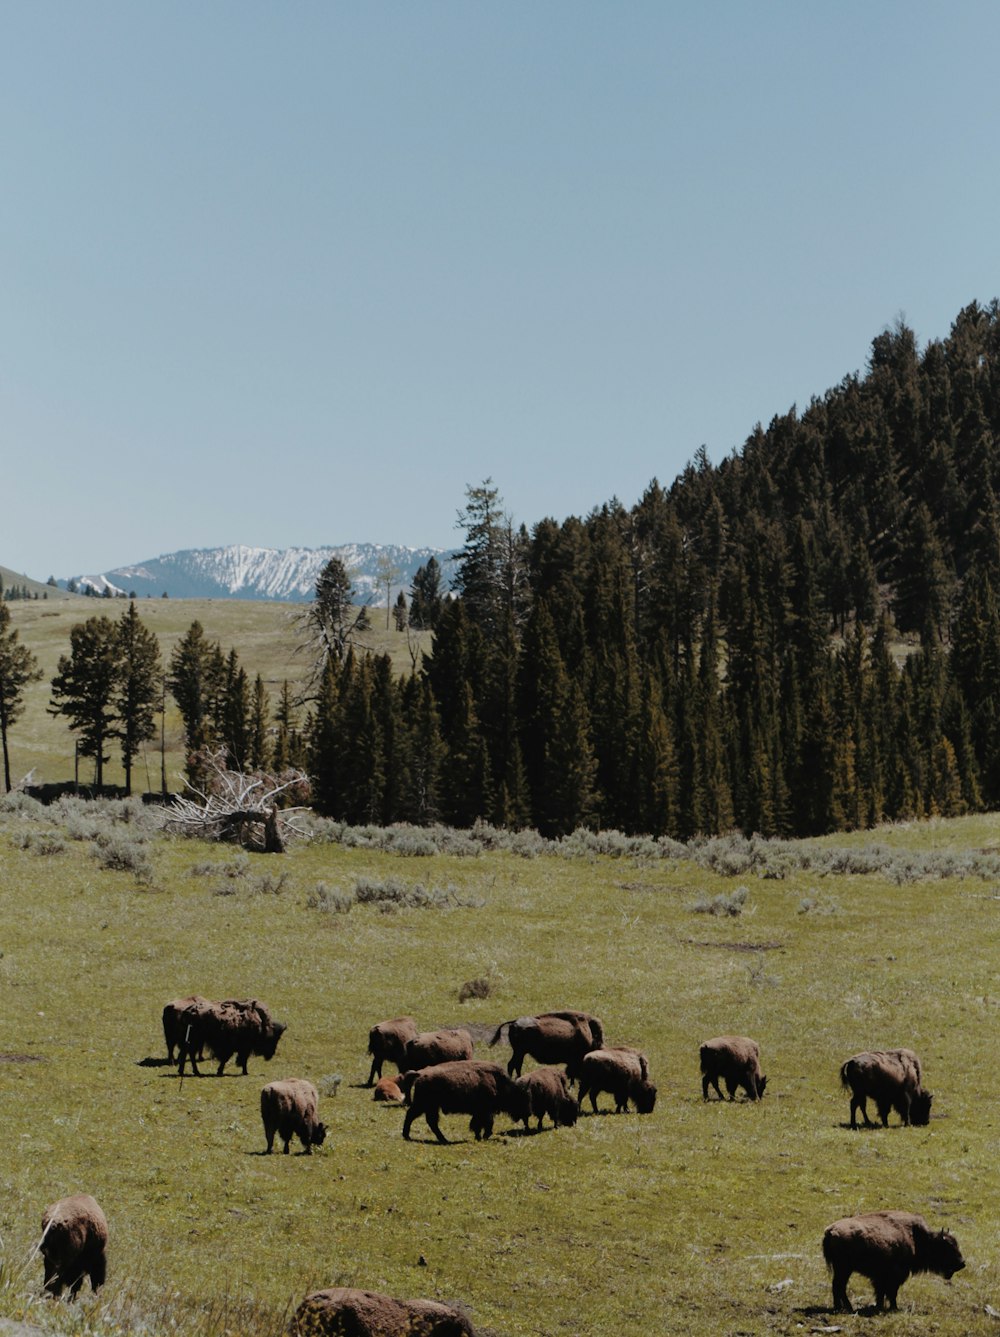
164 750 310 852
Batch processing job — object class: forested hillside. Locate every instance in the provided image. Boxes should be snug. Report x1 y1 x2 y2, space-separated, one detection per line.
307 301 1000 839
8 302 1000 841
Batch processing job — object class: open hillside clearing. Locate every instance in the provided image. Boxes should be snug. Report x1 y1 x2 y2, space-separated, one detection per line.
0 803 999 1335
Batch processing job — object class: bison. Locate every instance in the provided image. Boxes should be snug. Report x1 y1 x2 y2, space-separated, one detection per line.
514 1066 580 1132
823 1210 964 1312
700 1035 767 1102
403 1028 474 1073
40 1195 108 1299
366 1016 419 1086
402 1060 531 1144
261 1078 326 1154
290 1286 476 1335
578 1046 657 1114
175 997 286 1077
373 1075 405 1104
488 1010 604 1080
840 1048 931 1129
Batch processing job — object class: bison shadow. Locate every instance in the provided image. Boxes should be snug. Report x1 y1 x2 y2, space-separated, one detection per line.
795 1302 883 1318
136 1056 174 1068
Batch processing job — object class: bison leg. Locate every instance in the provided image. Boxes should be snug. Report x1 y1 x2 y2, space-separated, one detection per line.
366 1056 381 1086
425 1108 449 1144
876 1099 891 1128
88 1253 106 1293
831 1267 853 1313
42 1257 62 1297
402 1106 417 1140
849 1095 875 1128
507 1047 524 1078
178 1046 201 1078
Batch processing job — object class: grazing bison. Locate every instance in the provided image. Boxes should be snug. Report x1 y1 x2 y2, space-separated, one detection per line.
841 1049 931 1128
40 1195 108 1299
578 1047 657 1114
366 1016 419 1086
515 1066 580 1132
373 1075 405 1103
823 1211 964 1312
403 1028 474 1073
176 997 286 1077
489 1010 604 1079
700 1035 768 1102
290 1286 476 1335
402 1060 530 1144
260 1078 326 1154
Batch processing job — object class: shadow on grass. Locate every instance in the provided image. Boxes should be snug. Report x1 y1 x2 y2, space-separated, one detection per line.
136 1055 174 1067
795 1301 882 1318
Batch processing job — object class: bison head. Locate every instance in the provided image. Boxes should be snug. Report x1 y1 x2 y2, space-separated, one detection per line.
310 1122 328 1149
634 1080 658 1114
755 1074 768 1100
555 1094 580 1128
929 1228 965 1279
260 1021 287 1060
910 1088 933 1125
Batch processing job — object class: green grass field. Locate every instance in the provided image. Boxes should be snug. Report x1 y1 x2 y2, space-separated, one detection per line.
3 595 429 793
1 800 999 1336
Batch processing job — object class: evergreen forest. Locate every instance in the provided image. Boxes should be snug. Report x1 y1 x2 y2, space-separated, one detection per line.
304 301 1000 839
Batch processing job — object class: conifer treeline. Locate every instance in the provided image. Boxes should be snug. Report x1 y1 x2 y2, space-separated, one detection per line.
306 301 1000 838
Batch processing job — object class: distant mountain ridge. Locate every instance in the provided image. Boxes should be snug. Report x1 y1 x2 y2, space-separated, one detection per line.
62 543 454 604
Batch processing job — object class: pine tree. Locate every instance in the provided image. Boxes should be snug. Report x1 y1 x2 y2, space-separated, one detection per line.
409 556 444 630
0 601 43 791
49 616 120 787
113 601 162 796
168 621 224 783
307 659 343 816
248 675 271 772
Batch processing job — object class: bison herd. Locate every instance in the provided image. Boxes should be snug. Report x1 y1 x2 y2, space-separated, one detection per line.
33 997 964 1326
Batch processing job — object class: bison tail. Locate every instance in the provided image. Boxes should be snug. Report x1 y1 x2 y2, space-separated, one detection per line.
839 1060 853 1091
821 1228 836 1271
488 1022 514 1048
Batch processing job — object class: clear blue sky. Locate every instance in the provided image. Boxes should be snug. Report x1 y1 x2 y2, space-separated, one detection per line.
4 2 1000 580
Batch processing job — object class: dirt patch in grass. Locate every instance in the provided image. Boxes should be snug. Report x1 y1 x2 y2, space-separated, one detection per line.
0 1052 46 1063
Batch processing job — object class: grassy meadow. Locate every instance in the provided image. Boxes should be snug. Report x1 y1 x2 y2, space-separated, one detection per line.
1 799 999 1336
2 593 429 792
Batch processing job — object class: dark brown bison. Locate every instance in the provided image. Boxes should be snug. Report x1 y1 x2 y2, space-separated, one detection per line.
578 1047 657 1114
841 1048 931 1128
403 1028 473 1073
373 1075 405 1103
823 1210 964 1312
289 1286 477 1335
40 1195 108 1299
366 1016 419 1086
488 1010 604 1079
176 997 286 1077
402 1060 531 1144
700 1035 767 1102
514 1066 580 1132
261 1078 326 1154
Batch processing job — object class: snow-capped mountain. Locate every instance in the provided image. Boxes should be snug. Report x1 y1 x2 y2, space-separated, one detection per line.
63 543 454 604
